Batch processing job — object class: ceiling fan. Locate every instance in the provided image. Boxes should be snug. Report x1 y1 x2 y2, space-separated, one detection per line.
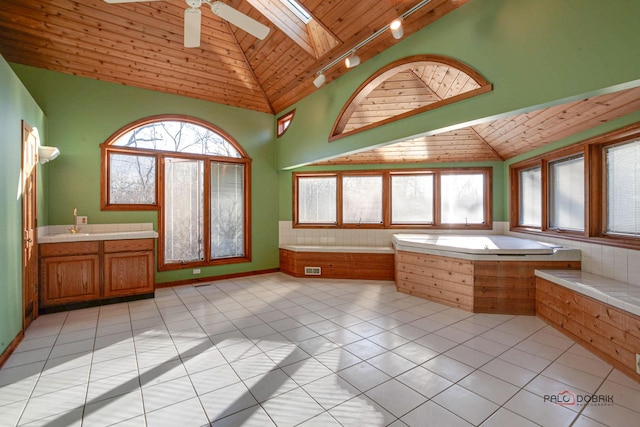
104 0 270 48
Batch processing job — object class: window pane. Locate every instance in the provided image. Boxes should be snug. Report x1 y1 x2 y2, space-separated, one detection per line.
606 140 640 235
391 174 434 224
549 156 584 231
343 176 383 224
164 158 204 263
298 177 337 223
519 166 541 227
211 163 245 258
112 121 241 157
441 174 485 224
108 153 156 204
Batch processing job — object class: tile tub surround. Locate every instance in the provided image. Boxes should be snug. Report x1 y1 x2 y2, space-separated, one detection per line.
278 221 509 249
38 223 158 243
1 273 638 426
280 221 640 286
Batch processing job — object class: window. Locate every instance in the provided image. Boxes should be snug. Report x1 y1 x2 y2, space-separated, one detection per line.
294 168 491 229
440 173 486 225
277 110 295 137
280 0 312 23
343 175 383 224
510 122 640 248
391 174 434 224
108 153 156 205
606 140 640 236
297 176 337 224
102 115 251 270
548 155 584 231
518 166 541 227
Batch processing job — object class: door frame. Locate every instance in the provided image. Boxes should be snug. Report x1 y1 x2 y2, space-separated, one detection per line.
22 120 39 330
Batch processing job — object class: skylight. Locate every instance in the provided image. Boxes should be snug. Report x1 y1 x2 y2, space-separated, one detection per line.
281 0 312 24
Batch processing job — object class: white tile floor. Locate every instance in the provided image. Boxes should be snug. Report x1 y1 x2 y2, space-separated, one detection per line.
1 273 639 427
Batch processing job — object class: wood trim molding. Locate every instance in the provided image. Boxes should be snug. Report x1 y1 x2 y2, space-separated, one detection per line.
155 268 280 288
0 331 24 369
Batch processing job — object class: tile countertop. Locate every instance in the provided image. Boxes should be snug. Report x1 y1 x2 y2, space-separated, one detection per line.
38 223 158 243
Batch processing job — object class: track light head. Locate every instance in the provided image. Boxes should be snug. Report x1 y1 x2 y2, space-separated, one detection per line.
313 72 326 88
345 52 360 68
390 18 404 39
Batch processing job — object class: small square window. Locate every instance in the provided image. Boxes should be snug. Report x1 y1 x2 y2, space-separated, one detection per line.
297 176 337 224
441 173 485 224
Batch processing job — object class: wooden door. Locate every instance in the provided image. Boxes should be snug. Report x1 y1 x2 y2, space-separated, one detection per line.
22 121 39 329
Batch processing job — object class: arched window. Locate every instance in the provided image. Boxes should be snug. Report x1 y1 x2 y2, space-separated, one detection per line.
330 55 492 141
101 115 251 270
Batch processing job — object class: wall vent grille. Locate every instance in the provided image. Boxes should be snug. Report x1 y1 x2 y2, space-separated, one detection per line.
304 267 321 275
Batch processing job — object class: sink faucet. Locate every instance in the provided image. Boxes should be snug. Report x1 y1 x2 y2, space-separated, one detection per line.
69 208 79 233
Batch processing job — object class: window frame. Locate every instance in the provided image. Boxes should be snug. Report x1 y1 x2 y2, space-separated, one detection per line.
293 168 492 229
101 115 252 271
510 122 640 249
277 110 295 138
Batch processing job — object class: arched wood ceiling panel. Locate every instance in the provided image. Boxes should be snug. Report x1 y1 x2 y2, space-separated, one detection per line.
330 55 491 140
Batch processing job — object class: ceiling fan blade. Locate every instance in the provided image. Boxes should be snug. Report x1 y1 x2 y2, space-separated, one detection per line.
184 7 202 48
209 1 270 40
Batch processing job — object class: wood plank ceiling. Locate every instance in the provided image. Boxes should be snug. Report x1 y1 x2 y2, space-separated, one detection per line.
0 0 467 114
2 0 639 165
319 85 640 164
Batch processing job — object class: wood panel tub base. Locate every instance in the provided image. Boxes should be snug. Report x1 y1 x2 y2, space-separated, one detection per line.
395 250 580 315
536 274 640 383
279 248 394 281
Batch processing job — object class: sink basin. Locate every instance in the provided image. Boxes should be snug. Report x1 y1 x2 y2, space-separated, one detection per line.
49 233 91 237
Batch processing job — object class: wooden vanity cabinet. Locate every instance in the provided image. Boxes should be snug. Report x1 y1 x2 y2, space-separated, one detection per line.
39 241 100 307
39 239 155 309
103 239 154 298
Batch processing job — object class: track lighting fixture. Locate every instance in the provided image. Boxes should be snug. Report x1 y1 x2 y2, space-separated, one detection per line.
390 18 404 39
345 52 360 68
311 0 433 89
313 72 326 88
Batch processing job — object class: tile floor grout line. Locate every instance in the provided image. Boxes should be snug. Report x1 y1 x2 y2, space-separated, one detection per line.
4 273 639 427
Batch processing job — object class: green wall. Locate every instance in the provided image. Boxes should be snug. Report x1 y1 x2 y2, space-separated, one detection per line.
0 56 46 354
10 64 278 285
3 0 640 357
276 0 640 170
276 0 640 223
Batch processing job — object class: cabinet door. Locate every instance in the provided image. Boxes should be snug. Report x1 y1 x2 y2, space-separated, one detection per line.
103 250 154 298
40 255 100 307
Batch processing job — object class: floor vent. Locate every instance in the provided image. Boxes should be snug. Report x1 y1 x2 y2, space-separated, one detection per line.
304 267 321 276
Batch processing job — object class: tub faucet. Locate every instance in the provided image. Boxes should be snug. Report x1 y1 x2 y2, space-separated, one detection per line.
69 208 79 233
